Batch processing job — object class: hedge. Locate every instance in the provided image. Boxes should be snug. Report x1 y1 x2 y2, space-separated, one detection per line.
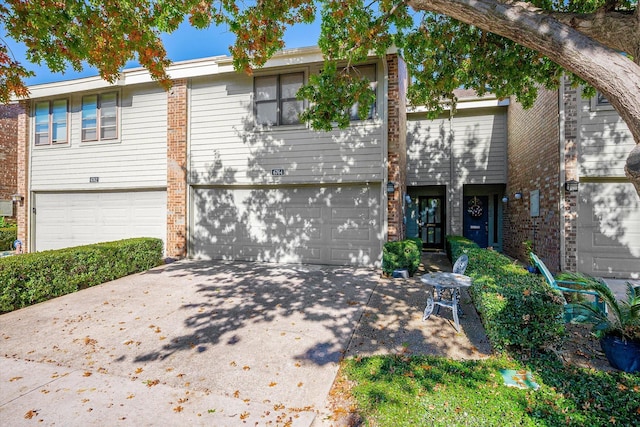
446 235 565 352
382 237 422 277
0 226 17 251
0 238 163 313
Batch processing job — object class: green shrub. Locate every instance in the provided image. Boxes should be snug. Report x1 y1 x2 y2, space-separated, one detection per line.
445 235 478 261
382 238 422 277
0 225 17 251
0 238 163 313
446 235 564 352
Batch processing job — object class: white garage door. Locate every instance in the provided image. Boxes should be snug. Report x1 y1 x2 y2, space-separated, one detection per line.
191 184 382 266
577 182 640 279
34 191 167 252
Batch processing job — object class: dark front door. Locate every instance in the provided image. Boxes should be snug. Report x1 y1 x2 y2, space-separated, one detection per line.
463 196 489 248
419 197 445 250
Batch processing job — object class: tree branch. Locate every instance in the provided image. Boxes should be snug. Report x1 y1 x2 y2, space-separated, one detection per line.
550 9 640 64
407 0 640 191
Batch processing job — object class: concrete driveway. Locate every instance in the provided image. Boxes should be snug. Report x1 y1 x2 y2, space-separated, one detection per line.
0 257 491 426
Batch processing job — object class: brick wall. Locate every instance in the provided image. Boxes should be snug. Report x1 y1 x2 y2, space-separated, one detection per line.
562 83 579 272
386 54 408 241
16 101 29 250
505 88 561 271
0 104 19 205
166 80 188 258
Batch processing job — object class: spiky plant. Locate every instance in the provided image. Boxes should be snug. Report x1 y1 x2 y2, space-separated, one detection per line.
566 276 640 342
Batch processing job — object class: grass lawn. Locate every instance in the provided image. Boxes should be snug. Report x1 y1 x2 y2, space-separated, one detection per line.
340 354 640 426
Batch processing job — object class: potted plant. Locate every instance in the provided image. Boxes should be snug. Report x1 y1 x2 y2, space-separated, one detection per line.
567 278 640 373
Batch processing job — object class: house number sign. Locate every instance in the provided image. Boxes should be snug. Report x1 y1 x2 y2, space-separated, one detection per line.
89 177 100 183
271 169 285 176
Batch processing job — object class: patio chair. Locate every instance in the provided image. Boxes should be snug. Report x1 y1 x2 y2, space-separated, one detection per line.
434 254 469 316
530 253 607 322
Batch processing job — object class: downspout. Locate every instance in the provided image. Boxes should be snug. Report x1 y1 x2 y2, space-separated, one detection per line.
559 78 566 270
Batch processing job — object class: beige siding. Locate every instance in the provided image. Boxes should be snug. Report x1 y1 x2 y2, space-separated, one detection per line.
406 108 507 186
578 97 634 177
30 83 167 190
189 69 385 186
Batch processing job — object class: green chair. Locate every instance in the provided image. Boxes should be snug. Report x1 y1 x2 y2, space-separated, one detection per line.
530 253 607 322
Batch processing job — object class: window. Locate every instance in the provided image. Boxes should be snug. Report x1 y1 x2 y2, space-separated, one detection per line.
34 99 68 146
82 92 118 141
254 72 304 126
591 91 614 111
349 64 377 121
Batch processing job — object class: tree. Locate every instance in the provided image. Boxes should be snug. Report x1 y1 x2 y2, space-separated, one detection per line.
1 0 639 192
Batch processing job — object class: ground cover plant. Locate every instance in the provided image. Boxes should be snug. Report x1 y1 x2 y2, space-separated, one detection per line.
341 353 640 426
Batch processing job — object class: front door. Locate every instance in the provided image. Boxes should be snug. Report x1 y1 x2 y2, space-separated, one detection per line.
463 196 489 248
419 197 445 250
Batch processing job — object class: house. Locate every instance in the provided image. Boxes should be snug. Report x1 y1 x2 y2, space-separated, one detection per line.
0 103 19 218
14 47 408 266
404 91 509 252
504 81 640 279
13 46 639 278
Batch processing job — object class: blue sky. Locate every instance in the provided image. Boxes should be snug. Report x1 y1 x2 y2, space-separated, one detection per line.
2 20 321 86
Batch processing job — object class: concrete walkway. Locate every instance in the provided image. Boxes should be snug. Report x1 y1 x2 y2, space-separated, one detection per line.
1 254 489 426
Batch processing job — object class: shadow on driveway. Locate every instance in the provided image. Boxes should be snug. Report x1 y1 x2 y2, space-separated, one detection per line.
0 258 489 426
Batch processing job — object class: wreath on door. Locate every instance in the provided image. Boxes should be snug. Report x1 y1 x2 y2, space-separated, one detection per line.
467 196 483 218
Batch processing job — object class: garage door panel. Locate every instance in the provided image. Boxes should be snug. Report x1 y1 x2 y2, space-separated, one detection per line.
578 182 640 279
191 184 382 266
35 191 166 252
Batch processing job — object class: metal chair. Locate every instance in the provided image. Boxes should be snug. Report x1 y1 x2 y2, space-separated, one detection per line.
434 254 469 316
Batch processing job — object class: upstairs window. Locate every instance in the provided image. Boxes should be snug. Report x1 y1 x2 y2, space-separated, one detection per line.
254 72 304 126
349 64 377 121
82 92 118 141
591 90 614 111
34 99 68 146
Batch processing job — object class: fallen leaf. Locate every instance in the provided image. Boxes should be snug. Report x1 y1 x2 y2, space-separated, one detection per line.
297 382 303 387
240 411 249 420
274 403 285 411
144 379 160 387
173 406 183 413
269 382 277 387
83 372 92 377
243 366 250 371
135 368 143 374
127 394 135 399
230 361 237 367
24 410 37 419
9 376 23 382
233 390 240 398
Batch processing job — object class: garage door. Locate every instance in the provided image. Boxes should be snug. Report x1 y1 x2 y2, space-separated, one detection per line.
34 191 167 252
191 184 382 266
577 182 640 278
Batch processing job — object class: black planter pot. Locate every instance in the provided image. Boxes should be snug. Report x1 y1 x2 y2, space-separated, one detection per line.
600 334 640 373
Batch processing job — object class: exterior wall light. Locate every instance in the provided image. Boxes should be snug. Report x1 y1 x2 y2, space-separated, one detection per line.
502 195 509 203
387 181 396 194
405 194 412 204
514 192 523 200
11 193 24 203
565 179 579 192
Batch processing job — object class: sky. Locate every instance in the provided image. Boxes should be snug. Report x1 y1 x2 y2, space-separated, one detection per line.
2 19 322 86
